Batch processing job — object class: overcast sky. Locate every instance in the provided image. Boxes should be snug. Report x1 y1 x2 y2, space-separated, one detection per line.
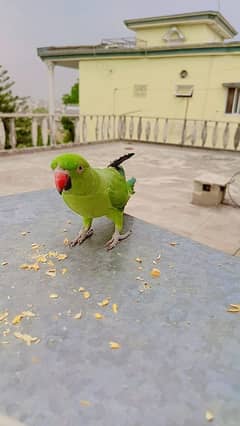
0 0 239 103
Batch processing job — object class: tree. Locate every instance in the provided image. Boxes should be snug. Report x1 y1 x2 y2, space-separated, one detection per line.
0 65 26 113
61 80 79 142
62 81 79 105
0 65 30 148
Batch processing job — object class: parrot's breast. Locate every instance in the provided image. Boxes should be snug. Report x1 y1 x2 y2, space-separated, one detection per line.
62 192 112 218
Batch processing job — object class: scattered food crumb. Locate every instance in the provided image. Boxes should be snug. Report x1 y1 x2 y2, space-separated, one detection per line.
135 257 142 263
31 243 41 250
49 293 59 299
74 312 82 320
170 242 177 247
112 304 118 314
20 263 40 271
205 410 214 422
12 310 35 325
227 304 240 313
98 298 110 307
61 268 68 275
94 313 104 319
78 287 85 292
109 341 121 350
151 268 161 278
56 253 68 261
46 269 57 278
83 291 90 300
80 400 91 407
64 238 69 246
48 251 58 257
14 332 40 346
144 282 151 289
0 312 8 322
1 261 8 266
35 255 48 263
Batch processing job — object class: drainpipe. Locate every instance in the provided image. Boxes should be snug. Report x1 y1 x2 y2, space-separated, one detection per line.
113 88 118 115
181 97 190 145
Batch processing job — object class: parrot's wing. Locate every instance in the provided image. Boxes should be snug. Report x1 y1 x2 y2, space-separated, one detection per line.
107 170 130 211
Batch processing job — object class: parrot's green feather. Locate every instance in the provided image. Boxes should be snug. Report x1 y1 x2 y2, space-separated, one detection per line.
51 153 90 171
127 177 136 195
51 153 136 232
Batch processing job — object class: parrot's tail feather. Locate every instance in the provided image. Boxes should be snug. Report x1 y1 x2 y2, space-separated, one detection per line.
108 153 135 170
127 177 136 195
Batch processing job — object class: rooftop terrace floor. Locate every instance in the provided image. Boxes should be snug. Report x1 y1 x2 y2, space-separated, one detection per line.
1 141 240 255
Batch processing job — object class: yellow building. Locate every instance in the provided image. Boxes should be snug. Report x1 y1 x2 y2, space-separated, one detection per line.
38 11 240 149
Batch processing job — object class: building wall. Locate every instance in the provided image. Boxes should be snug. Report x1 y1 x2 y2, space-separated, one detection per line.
134 23 224 47
79 52 240 122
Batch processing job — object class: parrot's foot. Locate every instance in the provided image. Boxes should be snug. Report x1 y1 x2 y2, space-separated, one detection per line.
105 230 132 251
70 228 94 247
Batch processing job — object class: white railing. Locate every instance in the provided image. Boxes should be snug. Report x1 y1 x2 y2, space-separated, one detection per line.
0 113 240 151
118 115 240 151
0 113 118 150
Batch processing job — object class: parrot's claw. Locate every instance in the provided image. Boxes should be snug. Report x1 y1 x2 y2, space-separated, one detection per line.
70 228 94 247
105 230 132 251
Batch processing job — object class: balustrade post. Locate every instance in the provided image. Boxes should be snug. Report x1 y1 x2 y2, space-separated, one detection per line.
74 118 80 143
191 121 197 146
153 118 159 142
9 118 17 148
201 121 208 146
223 122 230 149
0 119 6 149
163 118 168 143
31 117 38 147
137 117 142 140
41 117 49 146
234 123 240 150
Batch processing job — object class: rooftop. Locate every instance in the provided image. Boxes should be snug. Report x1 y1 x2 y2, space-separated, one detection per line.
37 40 240 67
124 10 237 38
37 10 239 66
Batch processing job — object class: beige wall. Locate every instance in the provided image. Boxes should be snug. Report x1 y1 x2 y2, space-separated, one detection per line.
79 52 240 122
134 23 224 47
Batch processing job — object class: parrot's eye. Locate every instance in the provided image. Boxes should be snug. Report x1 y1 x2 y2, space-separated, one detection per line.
77 165 84 174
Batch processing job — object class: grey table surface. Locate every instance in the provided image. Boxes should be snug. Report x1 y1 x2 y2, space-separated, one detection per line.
0 189 240 426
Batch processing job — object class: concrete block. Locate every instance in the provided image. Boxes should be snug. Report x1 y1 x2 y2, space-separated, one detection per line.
192 173 228 207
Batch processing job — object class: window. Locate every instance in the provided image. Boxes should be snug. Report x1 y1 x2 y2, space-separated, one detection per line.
224 84 240 114
133 84 147 98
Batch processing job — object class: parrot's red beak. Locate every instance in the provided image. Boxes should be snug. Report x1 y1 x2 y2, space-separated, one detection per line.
54 171 72 194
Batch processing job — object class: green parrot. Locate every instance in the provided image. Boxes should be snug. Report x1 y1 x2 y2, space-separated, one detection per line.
50 152 136 250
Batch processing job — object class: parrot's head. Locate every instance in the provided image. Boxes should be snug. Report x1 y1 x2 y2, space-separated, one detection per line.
51 153 90 194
